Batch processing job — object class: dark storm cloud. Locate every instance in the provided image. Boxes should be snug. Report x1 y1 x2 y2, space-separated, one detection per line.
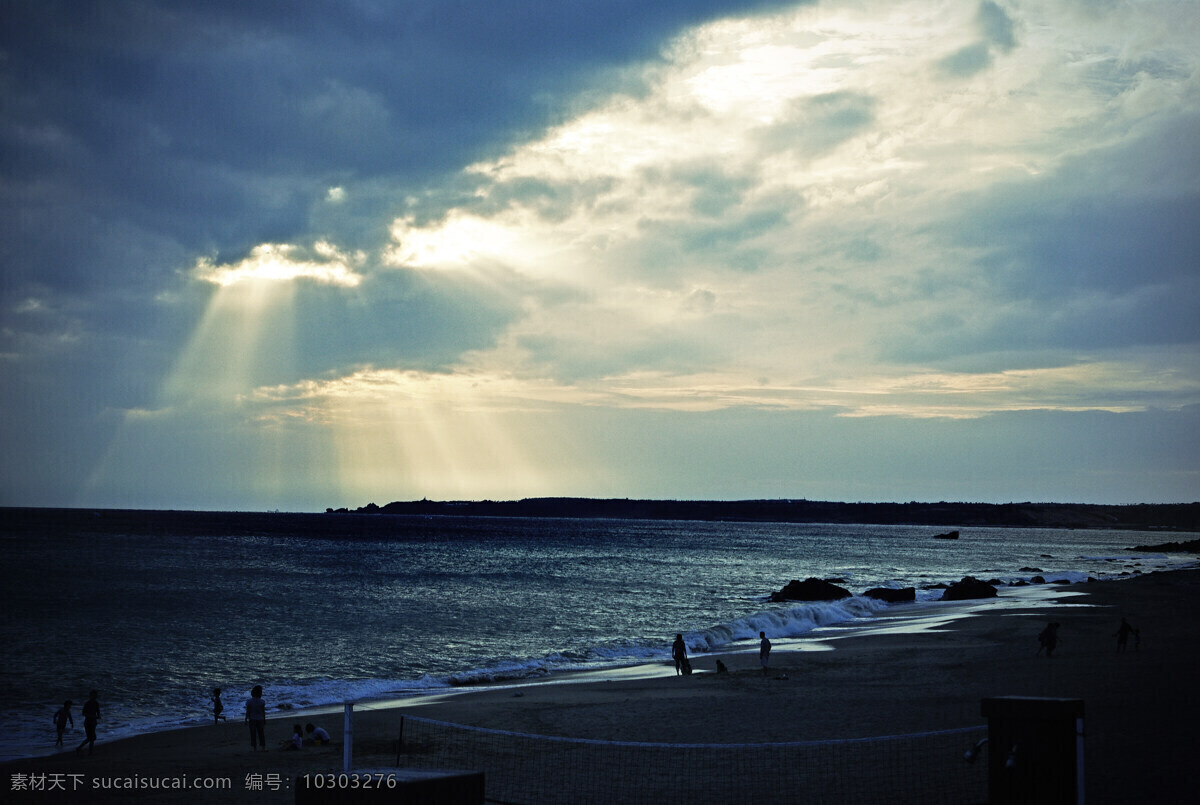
0 0 800 292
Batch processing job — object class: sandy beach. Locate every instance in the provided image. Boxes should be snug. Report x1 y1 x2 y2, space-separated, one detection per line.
6 568 1198 803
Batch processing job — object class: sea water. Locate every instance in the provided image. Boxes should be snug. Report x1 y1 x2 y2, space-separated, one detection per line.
1 509 1194 760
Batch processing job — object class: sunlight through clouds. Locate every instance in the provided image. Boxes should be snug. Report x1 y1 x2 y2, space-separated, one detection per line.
386 212 571 275
370 0 1200 424
7 1 1197 508
85 242 371 504
195 242 365 288
248 369 573 499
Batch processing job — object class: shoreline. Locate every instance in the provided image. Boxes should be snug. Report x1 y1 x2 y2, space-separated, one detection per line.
6 568 1198 802
0 579 1081 764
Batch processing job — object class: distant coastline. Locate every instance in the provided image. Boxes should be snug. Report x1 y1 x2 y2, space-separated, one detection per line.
331 497 1200 532
4 500 1198 539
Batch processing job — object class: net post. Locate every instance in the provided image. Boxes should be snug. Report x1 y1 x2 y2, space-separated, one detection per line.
1075 716 1085 805
396 716 405 767
981 696 1085 804
343 702 354 773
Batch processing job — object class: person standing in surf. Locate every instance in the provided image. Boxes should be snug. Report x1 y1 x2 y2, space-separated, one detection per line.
75 691 100 755
53 700 73 747
672 634 689 675
211 687 226 724
760 631 772 675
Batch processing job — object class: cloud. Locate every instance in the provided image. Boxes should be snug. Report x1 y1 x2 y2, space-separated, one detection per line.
0 1 803 292
370 0 1200 420
938 42 994 78
978 1 1018 52
756 91 878 157
194 242 365 288
937 1 1019 77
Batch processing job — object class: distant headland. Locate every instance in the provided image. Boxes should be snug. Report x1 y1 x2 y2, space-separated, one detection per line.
329 498 1200 532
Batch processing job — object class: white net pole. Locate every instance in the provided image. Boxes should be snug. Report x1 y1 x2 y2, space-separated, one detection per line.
343 702 354 773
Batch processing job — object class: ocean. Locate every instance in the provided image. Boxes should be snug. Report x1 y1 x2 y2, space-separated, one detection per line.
2 508 1195 761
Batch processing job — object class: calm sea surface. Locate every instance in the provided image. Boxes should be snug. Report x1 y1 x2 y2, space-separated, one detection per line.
2 509 1195 760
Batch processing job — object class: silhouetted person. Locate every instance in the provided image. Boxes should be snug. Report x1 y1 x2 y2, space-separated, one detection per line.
1114 618 1136 653
1036 622 1060 657
211 687 226 724
760 631 772 676
672 634 689 675
245 685 266 751
53 700 73 747
306 723 331 745
285 724 303 750
76 691 100 755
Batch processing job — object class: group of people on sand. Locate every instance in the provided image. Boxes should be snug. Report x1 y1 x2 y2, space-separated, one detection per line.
672 630 774 676
284 723 332 750
1035 617 1141 658
53 685 330 754
237 684 330 751
52 690 101 755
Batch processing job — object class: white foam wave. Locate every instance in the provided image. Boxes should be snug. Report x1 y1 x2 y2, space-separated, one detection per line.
688 597 888 652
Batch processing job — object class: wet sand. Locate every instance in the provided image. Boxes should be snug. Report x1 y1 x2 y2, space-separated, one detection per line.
5 569 1197 803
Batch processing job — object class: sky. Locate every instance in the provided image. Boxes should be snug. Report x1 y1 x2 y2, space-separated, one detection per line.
2 0 1198 511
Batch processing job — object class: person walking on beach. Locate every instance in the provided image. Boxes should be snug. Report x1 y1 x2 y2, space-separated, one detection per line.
53 700 73 747
76 690 100 755
211 687 226 724
672 634 689 675
245 685 266 751
1036 623 1060 658
759 631 772 676
1114 618 1136 653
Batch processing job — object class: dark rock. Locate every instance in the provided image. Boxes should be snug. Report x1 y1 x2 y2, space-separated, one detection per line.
862 586 916 603
941 576 998 601
770 577 852 602
1019 567 1043 573
1031 575 1046 584
922 582 949 590
933 530 960 539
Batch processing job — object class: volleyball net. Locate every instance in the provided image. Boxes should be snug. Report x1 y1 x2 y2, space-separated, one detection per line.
382 714 988 804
